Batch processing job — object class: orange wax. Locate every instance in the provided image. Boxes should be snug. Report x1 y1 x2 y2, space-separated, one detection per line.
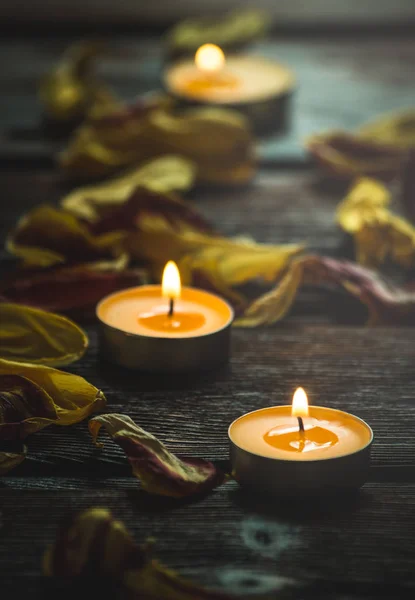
97 285 233 339
138 310 206 333
165 56 295 105
229 406 372 461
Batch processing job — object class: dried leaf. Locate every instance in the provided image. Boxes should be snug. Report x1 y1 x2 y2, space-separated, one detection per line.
337 178 415 268
306 110 415 180
7 205 125 267
236 255 415 327
1 265 145 318
0 445 27 475
167 9 269 59
60 104 255 185
0 303 88 366
44 507 234 599
39 41 120 126
0 359 106 441
89 414 226 497
61 155 197 221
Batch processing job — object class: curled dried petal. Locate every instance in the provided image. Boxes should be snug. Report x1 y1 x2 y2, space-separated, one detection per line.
61 156 196 221
39 41 120 126
7 205 124 267
306 110 415 180
60 105 255 185
1 265 145 318
236 255 415 327
0 303 88 366
44 507 236 599
89 414 226 497
0 445 27 475
0 358 106 441
337 178 415 268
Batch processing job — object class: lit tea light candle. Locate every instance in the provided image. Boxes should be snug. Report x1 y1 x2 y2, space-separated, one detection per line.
97 261 233 372
164 44 295 133
229 388 373 495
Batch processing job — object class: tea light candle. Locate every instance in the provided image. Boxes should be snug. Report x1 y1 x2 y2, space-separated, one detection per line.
229 388 373 495
164 44 295 133
97 261 233 372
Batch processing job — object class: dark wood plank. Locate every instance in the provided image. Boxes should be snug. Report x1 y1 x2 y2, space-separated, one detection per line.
2 481 415 597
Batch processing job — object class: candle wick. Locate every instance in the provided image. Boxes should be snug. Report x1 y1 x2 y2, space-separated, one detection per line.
168 298 174 318
297 417 305 435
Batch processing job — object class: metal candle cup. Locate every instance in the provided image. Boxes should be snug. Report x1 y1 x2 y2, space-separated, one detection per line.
229 396 373 496
97 285 233 373
163 44 295 134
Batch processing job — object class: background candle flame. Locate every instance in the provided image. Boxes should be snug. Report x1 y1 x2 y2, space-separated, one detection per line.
162 261 181 300
291 387 309 418
195 44 225 72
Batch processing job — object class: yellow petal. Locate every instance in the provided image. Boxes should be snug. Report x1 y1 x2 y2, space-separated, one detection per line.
0 358 106 427
337 178 415 268
60 104 255 185
0 446 27 475
61 156 196 221
7 205 124 267
0 304 88 366
167 9 268 57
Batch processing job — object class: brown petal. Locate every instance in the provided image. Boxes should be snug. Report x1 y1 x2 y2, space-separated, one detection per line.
60 104 255 186
0 358 106 440
39 41 119 127
0 374 57 440
306 132 404 180
236 255 415 327
0 445 27 475
44 507 238 599
89 414 227 497
90 186 214 236
1 265 145 318
7 205 124 267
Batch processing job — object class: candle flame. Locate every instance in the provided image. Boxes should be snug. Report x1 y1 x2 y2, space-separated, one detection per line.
291 387 309 418
162 261 181 300
195 44 225 73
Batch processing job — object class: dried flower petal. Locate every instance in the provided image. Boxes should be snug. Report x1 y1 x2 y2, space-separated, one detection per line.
0 358 106 442
0 303 88 366
167 9 268 59
0 445 27 475
337 178 415 268
61 156 196 221
1 265 145 318
7 205 125 267
128 221 303 292
90 187 214 237
236 255 415 327
60 104 255 185
39 41 120 126
306 110 415 180
44 507 234 599
89 414 226 497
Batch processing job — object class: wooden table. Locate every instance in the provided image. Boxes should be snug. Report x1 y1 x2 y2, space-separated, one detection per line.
1 29 415 599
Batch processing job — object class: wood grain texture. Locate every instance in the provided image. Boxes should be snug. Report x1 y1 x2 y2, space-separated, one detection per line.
1 30 415 599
